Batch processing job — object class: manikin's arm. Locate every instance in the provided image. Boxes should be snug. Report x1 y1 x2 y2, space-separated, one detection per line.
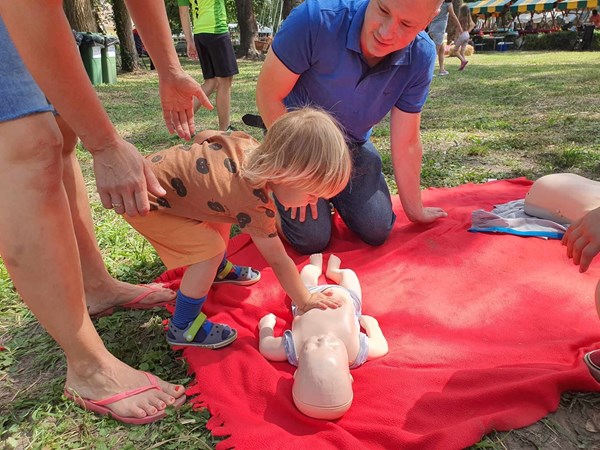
256 49 300 129
390 107 447 223
258 314 287 361
360 315 389 359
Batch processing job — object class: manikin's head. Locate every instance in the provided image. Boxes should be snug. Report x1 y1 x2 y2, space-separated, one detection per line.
360 0 443 64
292 334 354 420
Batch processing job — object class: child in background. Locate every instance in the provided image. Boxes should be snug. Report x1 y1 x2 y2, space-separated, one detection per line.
124 108 352 348
454 4 476 71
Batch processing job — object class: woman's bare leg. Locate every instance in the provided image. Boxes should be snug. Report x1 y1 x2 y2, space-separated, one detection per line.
56 116 175 315
0 113 183 419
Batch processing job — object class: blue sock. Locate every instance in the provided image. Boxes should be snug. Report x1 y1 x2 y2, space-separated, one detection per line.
172 291 206 329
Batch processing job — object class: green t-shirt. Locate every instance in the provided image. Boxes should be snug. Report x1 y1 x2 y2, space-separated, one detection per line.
179 0 228 34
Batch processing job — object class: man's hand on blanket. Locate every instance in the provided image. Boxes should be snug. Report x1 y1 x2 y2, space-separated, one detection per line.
406 206 448 224
297 290 341 313
562 206 600 273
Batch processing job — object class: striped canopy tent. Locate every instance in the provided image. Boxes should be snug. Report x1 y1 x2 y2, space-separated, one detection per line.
468 0 512 14
558 0 598 9
511 0 561 13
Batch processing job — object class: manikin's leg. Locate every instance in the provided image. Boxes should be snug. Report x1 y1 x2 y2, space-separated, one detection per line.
0 113 183 419
326 255 362 298
300 253 324 287
214 76 233 131
56 116 175 315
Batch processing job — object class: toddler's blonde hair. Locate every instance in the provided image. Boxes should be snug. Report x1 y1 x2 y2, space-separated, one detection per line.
243 108 351 200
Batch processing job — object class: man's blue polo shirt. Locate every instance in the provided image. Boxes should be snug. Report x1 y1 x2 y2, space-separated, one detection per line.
271 0 435 144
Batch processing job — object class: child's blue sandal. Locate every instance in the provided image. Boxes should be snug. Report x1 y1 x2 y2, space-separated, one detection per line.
214 260 261 286
166 312 237 349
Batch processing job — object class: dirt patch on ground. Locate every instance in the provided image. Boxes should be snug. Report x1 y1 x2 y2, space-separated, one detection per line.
478 392 600 449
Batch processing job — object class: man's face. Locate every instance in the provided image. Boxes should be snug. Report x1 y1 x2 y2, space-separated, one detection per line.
361 0 442 63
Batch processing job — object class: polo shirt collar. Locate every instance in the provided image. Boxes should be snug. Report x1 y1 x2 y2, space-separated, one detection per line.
346 0 415 67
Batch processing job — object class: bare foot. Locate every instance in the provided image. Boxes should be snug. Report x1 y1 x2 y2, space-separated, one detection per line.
326 254 341 274
65 354 185 421
86 279 176 317
309 253 323 269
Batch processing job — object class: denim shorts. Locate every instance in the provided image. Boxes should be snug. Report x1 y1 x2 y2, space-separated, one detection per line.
0 17 54 123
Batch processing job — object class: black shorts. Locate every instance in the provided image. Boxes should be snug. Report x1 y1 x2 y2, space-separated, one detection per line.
194 32 239 79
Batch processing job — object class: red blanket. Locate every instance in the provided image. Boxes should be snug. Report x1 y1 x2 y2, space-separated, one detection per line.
156 179 600 450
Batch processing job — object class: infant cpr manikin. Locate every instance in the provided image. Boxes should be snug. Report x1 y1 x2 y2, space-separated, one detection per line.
258 254 388 419
525 173 600 224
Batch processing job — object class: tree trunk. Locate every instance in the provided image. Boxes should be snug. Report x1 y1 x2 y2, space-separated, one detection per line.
64 0 100 32
235 0 260 59
92 0 107 34
281 0 303 22
112 0 140 72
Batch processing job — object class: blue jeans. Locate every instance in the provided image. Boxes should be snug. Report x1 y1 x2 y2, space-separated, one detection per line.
0 17 54 123
275 140 395 254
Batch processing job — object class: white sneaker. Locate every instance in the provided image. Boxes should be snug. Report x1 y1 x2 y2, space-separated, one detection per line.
438 70 449 76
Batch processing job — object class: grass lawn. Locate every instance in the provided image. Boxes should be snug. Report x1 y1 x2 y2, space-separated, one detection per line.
1 51 599 449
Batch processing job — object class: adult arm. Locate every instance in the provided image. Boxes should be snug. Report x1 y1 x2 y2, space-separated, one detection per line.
178 5 198 60
360 315 389 359
258 314 287 361
252 235 341 311
126 0 212 139
256 49 300 129
390 107 447 223
0 1 165 216
562 206 600 272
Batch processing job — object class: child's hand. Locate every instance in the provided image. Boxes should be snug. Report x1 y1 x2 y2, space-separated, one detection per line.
299 291 342 312
259 313 277 329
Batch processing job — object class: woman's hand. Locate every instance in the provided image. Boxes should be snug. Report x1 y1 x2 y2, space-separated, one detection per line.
158 70 213 140
92 137 166 216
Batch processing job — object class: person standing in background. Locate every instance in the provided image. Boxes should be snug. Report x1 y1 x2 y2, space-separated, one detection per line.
428 0 462 76
179 0 238 131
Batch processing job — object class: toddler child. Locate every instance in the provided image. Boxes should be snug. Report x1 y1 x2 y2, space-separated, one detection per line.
258 254 388 419
454 4 475 71
125 108 352 348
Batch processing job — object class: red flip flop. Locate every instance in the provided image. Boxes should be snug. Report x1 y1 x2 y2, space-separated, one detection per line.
90 284 176 319
64 372 186 425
